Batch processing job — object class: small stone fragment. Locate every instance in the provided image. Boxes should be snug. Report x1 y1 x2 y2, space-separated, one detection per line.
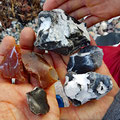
26 87 50 115
67 46 103 74
64 72 112 106
34 9 90 55
22 52 58 88
0 44 27 81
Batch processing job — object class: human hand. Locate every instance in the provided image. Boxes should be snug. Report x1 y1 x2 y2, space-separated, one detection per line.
49 37 120 120
43 0 120 27
0 28 119 120
0 28 60 120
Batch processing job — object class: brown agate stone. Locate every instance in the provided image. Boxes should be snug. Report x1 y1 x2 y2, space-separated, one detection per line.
21 52 58 89
0 45 27 81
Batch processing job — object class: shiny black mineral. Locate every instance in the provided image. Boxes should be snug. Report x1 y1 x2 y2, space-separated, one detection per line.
67 46 103 74
26 87 50 115
34 9 90 55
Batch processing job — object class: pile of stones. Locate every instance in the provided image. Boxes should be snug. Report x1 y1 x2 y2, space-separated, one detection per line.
88 17 120 40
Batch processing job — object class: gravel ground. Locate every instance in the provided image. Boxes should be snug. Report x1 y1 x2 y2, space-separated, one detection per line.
0 16 120 44
0 18 39 43
88 16 120 40
0 0 45 43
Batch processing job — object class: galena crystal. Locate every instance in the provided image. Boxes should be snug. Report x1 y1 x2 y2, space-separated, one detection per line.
26 87 50 115
64 72 113 106
34 9 90 55
67 46 103 74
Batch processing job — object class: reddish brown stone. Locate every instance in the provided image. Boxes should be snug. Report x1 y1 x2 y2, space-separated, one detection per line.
0 45 27 81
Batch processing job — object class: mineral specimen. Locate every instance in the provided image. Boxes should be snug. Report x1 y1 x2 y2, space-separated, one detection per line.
0 44 27 81
64 72 113 106
34 9 90 55
26 87 50 115
67 46 103 74
22 52 58 88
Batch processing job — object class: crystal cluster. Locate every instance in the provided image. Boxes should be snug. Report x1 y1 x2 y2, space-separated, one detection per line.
67 46 103 74
64 72 113 106
34 9 90 55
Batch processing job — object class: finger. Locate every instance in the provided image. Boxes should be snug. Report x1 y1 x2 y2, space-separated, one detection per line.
20 27 36 52
43 53 54 67
49 52 67 84
84 16 102 28
43 0 68 10
69 7 90 20
58 0 85 14
61 55 70 65
34 47 45 54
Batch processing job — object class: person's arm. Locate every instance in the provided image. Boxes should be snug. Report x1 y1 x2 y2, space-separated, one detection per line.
103 90 120 120
43 0 120 27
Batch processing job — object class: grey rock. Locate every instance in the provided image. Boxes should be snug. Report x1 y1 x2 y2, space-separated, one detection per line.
34 9 90 55
64 72 113 106
26 87 50 115
67 46 103 74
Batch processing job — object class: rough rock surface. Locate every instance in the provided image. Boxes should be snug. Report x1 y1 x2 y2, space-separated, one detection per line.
34 9 90 55
64 72 113 106
26 87 50 115
67 46 103 74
